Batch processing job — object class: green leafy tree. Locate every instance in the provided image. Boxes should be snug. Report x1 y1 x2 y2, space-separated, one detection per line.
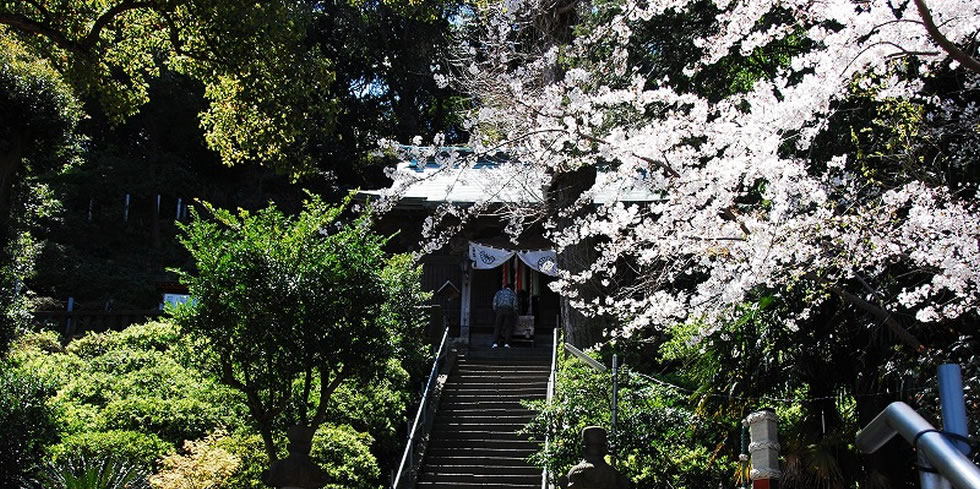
171 194 428 464
0 34 80 349
0 0 337 167
0 1 339 286
0 360 60 487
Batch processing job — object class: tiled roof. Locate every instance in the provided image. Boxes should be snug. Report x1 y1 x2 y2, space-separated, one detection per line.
359 147 662 207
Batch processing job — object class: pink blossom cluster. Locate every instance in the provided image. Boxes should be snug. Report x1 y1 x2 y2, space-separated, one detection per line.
388 0 980 338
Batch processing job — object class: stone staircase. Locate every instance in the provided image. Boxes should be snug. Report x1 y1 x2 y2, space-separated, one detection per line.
415 343 552 489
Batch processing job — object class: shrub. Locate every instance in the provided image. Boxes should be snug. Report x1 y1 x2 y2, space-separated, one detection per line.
525 354 734 489
65 322 182 359
213 432 268 489
48 430 172 468
34 455 150 489
10 321 248 460
0 363 59 487
311 424 379 489
150 431 240 489
100 396 227 445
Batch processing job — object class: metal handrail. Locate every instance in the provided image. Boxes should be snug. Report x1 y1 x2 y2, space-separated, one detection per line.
392 325 450 489
856 401 980 489
541 327 560 489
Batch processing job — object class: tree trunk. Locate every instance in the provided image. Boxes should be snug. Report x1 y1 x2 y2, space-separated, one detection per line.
0 132 24 248
853 341 915 485
549 164 606 348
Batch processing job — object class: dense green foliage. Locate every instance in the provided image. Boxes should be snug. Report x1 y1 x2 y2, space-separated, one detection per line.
8 323 243 467
3 1 466 313
1 0 337 169
172 195 429 461
0 34 81 350
0 360 60 487
526 349 734 489
6 318 423 488
35 456 151 489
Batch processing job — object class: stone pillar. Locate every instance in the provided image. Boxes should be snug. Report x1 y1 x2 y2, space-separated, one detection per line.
744 408 780 489
459 260 472 344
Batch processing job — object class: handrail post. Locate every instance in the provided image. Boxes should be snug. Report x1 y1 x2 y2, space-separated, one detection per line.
856 401 980 489
541 327 559 489
392 325 450 489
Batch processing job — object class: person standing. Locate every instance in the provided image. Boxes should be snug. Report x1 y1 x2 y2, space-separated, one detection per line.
492 283 518 348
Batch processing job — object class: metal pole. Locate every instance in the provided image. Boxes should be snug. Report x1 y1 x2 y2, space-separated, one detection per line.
611 353 618 463
392 326 449 489
938 364 970 454
856 402 980 489
919 451 951 489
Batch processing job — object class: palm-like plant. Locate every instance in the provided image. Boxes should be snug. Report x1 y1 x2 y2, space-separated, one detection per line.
34 456 149 489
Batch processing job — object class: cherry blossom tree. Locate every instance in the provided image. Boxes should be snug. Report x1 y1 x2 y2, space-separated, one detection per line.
386 0 980 349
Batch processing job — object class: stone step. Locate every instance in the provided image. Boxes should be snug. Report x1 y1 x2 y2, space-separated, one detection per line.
457 362 551 370
423 455 532 467
424 445 537 459
441 393 543 402
449 377 548 387
429 429 531 441
417 472 541 484
433 413 534 423
426 437 538 451
415 482 539 489
443 382 548 394
414 342 552 489
432 421 529 433
419 464 542 476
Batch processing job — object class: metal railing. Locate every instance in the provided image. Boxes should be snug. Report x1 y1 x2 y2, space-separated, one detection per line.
541 327 560 489
856 401 980 489
392 325 450 489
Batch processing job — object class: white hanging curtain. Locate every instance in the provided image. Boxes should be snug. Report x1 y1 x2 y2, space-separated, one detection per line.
469 242 558 277
517 249 558 277
469 242 515 269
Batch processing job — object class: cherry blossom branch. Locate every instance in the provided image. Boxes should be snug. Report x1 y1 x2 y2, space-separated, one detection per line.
829 286 927 353
914 0 980 74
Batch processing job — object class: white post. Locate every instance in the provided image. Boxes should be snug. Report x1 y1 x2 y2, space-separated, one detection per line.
156 194 161 215
66 296 75 335
123 193 130 222
745 409 780 489
175 197 182 220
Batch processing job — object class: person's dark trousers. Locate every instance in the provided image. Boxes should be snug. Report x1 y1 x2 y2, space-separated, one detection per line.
493 307 516 344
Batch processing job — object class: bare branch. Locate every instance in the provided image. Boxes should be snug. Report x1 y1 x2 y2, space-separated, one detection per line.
913 0 980 74
0 13 86 57
830 286 927 353
310 366 348 429
81 0 158 52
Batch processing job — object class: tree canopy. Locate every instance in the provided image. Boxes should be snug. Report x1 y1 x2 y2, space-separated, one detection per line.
392 0 980 346
0 0 340 171
382 1 980 484
172 195 429 461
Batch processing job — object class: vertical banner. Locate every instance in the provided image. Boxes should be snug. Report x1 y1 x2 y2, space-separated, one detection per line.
516 260 523 292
